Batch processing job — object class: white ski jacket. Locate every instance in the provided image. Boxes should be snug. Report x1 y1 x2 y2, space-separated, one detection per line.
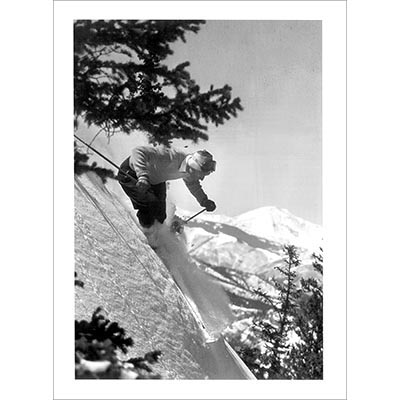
129 146 209 204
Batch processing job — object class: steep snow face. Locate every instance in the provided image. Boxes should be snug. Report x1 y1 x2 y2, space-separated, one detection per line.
74 172 321 379
74 173 254 379
75 174 211 379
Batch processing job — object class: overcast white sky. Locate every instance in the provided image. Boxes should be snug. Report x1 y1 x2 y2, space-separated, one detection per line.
77 20 322 224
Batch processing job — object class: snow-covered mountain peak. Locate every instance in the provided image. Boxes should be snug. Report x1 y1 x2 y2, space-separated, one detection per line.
177 204 322 252
177 204 322 279
233 206 322 250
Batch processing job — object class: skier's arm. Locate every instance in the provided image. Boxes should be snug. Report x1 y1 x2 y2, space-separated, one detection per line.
131 147 151 184
183 177 208 205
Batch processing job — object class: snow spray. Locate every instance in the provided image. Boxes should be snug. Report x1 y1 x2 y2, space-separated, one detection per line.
150 204 234 339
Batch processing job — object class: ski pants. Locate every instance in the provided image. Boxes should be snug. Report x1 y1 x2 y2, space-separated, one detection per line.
117 157 167 228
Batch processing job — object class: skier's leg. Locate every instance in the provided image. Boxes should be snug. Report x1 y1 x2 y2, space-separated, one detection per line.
136 208 156 228
151 182 167 224
136 199 162 249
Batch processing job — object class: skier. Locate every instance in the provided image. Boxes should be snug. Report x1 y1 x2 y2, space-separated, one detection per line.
117 146 217 234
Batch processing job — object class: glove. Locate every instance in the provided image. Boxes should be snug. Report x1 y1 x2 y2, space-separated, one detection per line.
136 179 150 193
201 199 216 212
119 176 137 188
118 170 137 188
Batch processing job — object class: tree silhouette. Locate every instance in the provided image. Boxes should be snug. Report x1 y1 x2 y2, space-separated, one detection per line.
75 307 163 379
74 20 243 145
74 142 116 182
287 250 323 379
251 245 302 378
232 246 323 379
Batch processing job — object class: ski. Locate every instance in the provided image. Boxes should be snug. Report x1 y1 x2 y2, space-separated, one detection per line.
167 275 219 344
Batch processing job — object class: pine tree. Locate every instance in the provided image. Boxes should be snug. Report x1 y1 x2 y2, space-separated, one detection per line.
238 245 323 379
74 142 116 183
251 245 302 378
287 250 323 379
75 307 163 378
74 20 243 145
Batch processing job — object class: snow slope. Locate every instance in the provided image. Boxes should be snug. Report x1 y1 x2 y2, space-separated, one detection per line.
74 171 322 379
74 173 254 379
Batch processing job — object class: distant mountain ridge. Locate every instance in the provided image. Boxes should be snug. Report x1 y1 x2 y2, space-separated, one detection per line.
177 205 323 319
177 205 322 279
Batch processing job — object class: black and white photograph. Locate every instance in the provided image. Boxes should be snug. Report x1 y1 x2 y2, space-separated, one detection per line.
54 1 346 398
73 18 323 379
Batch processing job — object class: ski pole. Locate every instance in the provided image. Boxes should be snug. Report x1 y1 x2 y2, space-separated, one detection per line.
184 208 207 223
74 134 134 181
172 209 206 233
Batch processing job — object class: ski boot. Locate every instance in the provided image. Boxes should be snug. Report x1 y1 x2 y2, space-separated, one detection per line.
170 216 185 234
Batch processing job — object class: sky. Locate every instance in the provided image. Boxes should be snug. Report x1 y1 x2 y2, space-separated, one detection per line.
77 20 322 224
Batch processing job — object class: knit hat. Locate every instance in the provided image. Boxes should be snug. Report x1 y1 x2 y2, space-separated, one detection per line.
187 150 216 172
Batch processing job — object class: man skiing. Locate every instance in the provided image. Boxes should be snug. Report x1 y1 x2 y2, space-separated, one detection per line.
117 146 217 232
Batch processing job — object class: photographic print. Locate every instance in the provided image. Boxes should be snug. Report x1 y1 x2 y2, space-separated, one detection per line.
55 1 346 398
